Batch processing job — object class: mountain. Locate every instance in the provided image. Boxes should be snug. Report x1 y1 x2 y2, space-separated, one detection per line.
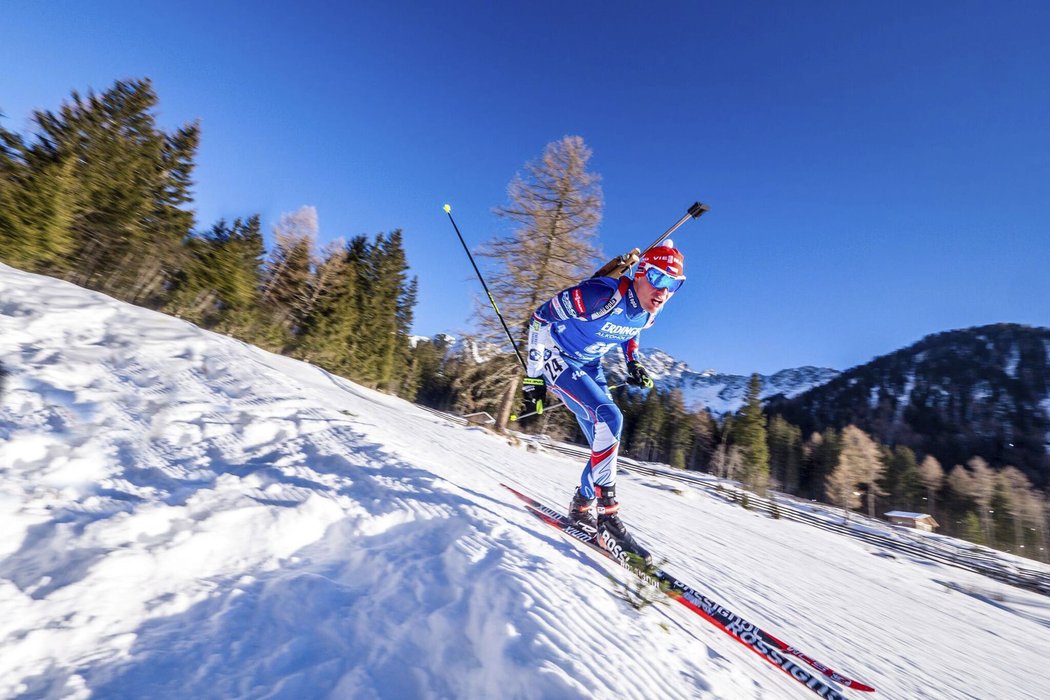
5 263 1050 699
767 323 1050 487
410 333 507 364
615 348 840 415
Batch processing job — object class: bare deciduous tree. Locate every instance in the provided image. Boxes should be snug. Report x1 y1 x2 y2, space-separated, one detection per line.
967 456 997 545
711 443 743 481
917 454 944 517
999 466 1047 555
948 457 998 545
830 425 884 518
826 458 861 521
474 136 604 428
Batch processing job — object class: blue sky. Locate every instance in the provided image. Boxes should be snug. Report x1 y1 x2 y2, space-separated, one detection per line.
4 1 1049 374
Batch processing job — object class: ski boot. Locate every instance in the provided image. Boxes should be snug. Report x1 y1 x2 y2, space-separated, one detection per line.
595 485 652 566
568 487 598 535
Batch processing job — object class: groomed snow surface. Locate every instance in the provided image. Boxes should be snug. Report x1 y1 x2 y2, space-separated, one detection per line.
2 262 1050 700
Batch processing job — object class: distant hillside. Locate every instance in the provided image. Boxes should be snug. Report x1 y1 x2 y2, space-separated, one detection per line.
767 324 1050 487
606 348 839 415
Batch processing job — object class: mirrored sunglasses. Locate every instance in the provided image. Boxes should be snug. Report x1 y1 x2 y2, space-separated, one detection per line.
645 265 685 293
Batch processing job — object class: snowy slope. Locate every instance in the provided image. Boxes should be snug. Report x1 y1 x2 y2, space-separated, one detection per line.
3 262 1050 700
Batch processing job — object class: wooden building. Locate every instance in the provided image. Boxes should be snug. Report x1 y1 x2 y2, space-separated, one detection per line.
884 511 939 532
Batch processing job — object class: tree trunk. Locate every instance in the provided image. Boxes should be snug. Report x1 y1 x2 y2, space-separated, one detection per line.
496 369 523 431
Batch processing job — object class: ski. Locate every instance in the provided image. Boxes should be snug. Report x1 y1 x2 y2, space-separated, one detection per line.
502 483 875 696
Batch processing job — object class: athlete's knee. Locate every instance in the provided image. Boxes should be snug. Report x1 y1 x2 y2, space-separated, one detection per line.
594 402 623 437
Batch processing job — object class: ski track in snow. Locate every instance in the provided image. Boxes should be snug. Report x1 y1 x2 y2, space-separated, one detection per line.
2 262 1050 700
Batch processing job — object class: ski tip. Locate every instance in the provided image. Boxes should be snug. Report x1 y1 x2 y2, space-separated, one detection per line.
443 203 451 213
500 482 524 497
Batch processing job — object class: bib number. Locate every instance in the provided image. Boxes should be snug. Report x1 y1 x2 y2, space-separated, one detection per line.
544 356 567 381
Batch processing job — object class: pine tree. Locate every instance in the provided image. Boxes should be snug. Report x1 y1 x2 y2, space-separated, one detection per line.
264 225 419 390
294 238 359 373
883 445 921 511
209 217 264 310
960 511 985 545
768 415 802 493
408 336 456 409
476 136 604 428
262 206 318 333
686 408 716 471
633 390 666 462
165 216 263 325
292 230 416 391
36 79 198 296
0 126 77 270
735 374 770 493
663 389 693 469
369 229 416 391
897 447 923 511
802 428 841 501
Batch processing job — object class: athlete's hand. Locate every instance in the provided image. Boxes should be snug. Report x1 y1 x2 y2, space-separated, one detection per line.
521 376 547 415
626 361 654 389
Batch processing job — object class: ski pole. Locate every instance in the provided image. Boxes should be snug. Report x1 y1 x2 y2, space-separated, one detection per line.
443 204 527 370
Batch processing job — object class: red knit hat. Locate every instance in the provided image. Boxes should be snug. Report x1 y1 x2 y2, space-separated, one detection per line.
634 240 685 281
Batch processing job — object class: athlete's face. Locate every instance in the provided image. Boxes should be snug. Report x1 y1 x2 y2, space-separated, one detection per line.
636 273 673 314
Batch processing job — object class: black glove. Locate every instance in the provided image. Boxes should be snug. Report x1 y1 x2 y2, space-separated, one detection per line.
521 376 547 415
626 360 654 389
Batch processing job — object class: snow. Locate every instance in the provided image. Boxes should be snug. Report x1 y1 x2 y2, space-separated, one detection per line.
3 261 1050 699
1004 345 1021 378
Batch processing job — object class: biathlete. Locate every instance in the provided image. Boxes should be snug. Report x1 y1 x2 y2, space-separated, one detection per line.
521 241 687 564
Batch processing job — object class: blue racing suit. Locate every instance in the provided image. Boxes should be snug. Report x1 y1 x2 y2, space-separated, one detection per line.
526 275 656 499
